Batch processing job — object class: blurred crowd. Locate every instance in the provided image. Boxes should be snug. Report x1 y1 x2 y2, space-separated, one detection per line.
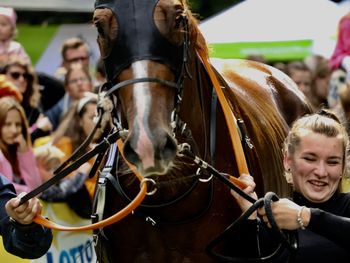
0 6 108 220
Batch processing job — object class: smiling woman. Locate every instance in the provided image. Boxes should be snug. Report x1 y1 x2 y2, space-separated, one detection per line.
231 110 350 262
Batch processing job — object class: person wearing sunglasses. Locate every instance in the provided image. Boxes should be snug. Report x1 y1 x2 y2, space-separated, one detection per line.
54 37 91 81
0 58 52 143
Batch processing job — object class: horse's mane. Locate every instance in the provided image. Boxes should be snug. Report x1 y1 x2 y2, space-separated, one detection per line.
222 70 291 195
183 0 291 195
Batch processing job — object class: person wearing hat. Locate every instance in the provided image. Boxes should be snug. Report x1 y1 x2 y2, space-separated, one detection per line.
0 6 31 65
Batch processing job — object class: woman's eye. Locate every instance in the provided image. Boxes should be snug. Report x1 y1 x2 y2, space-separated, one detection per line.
303 157 314 161
328 160 341 166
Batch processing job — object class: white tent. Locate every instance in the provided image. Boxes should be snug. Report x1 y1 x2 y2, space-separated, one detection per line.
199 0 348 61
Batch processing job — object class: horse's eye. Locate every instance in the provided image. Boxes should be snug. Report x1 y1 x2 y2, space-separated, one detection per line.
174 8 185 28
175 15 183 28
94 22 105 36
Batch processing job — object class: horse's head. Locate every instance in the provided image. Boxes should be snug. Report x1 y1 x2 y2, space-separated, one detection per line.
93 0 197 176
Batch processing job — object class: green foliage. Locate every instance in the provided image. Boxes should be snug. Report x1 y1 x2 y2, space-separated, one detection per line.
15 24 59 65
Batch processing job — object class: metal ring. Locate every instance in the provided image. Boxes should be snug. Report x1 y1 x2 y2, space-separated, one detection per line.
140 178 157 195
199 174 213 183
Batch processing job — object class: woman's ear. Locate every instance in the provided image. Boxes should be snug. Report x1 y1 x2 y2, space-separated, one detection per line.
283 151 291 171
283 152 293 184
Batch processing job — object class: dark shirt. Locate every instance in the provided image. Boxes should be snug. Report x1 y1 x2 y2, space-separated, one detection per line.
0 175 52 259
229 192 350 262
44 94 72 131
37 72 65 112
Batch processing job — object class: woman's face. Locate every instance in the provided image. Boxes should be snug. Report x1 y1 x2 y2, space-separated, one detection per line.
80 103 97 137
284 132 343 203
1 109 22 146
66 68 93 100
5 65 28 94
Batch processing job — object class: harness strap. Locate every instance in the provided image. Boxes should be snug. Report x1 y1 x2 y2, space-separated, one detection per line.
19 130 120 205
210 88 218 163
29 139 147 231
206 192 298 262
105 77 177 97
196 49 248 188
92 143 118 224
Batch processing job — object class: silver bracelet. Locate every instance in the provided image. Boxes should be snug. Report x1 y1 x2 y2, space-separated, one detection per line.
297 206 306 230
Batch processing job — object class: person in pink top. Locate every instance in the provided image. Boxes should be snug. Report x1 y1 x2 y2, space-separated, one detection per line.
0 96 41 193
0 6 30 65
330 12 350 80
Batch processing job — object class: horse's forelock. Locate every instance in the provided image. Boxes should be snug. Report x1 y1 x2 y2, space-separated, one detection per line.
181 1 209 59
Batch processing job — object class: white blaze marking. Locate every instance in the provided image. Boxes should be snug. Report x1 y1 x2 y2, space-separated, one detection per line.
132 61 155 169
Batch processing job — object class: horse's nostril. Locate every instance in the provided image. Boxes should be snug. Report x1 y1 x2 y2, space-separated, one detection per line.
123 139 140 165
161 134 177 161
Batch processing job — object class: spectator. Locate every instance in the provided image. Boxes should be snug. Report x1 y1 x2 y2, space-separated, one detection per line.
0 6 30 65
286 61 313 107
0 58 52 142
327 69 347 109
1 174 52 259
37 72 65 112
0 73 22 102
54 37 91 81
45 63 94 131
305 55 332 111
329 12 350 80
0 96 42 194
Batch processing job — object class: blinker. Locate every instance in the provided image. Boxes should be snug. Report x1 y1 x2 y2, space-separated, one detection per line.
94 0 185 82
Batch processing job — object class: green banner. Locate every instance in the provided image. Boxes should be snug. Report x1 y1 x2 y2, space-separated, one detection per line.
208 40 313 61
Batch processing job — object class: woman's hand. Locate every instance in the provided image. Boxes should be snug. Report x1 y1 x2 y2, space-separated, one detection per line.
5 193 42 225
258 198 311 230
231 173 258 219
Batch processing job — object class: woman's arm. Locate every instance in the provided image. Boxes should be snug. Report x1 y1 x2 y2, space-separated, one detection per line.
0 175 52 259
307 207 350 250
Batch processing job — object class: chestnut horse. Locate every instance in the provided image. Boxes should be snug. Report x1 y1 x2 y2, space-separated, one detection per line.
92 0 311 262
